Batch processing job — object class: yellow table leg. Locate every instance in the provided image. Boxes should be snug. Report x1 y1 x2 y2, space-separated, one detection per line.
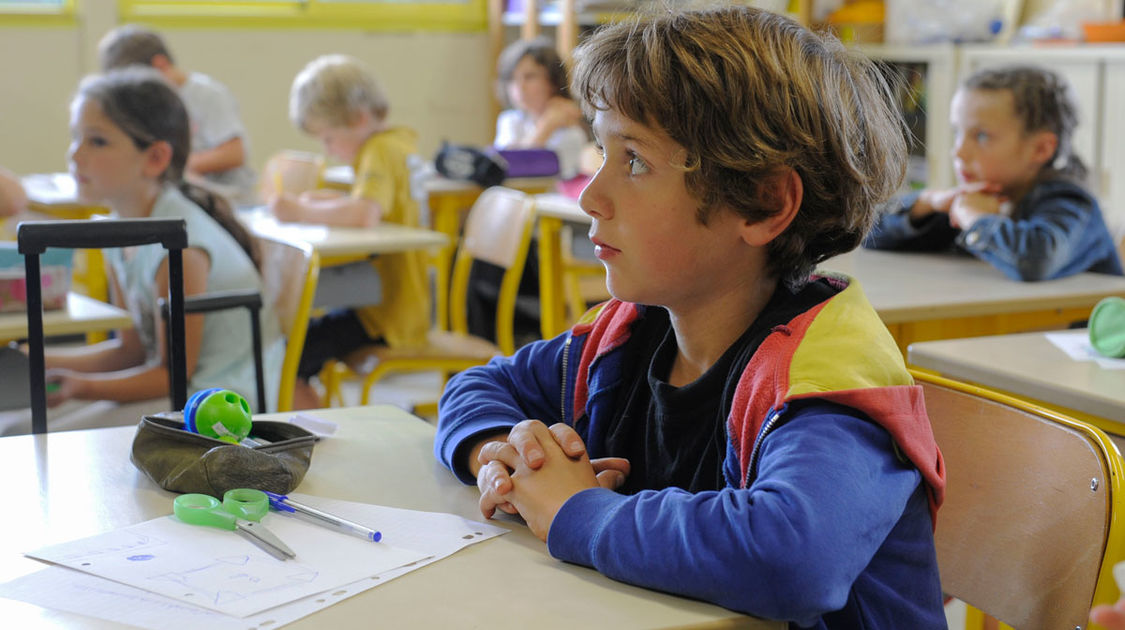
537 215 566 339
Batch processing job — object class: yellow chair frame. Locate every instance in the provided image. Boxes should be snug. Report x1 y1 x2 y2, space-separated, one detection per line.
914 369 1125 630
257 234 320 412
325 186 537 407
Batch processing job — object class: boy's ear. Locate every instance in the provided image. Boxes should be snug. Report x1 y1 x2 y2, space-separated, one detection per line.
1030 130 1059 167
143 140 174 179
150 54 172 72
740 168 802 247
349 109 376 129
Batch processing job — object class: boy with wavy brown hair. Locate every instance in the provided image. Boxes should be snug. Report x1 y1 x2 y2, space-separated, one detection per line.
435 6 947 627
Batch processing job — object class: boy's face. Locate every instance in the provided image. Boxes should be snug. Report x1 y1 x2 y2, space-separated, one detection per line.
68 98 161 206
950 88 1053 195
307 111 378 164
507 55 555 116
579 108 758 311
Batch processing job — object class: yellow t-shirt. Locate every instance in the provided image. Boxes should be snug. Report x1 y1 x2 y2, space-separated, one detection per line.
351 127 430 348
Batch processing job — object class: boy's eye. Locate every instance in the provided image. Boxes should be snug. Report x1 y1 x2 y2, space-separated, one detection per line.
628 153 649 176
975 132 989 143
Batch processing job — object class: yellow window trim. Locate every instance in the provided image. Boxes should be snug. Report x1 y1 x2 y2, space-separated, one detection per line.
118 0 487 31
0 0 76 26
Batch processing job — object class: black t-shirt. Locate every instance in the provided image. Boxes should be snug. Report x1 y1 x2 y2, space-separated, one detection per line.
603 279 838 494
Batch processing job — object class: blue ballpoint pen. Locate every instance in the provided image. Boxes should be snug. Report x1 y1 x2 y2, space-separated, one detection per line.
264 491 382 542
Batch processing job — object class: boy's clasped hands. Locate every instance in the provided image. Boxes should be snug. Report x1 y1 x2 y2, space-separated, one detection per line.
910 181 1007 230
474 422 629 540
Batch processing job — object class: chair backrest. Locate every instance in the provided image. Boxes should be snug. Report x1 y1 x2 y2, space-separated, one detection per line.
448 186 536 354
259 150 325 199
915 370 1125 629
256 234 319 412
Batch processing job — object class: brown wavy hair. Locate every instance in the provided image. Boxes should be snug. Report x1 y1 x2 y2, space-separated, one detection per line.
571 5 908 287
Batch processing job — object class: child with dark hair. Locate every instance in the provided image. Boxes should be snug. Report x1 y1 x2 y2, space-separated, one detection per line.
494 36 588 180
866 64 1123 280
435 5 946 627
20 67 282 433
98 24 257 204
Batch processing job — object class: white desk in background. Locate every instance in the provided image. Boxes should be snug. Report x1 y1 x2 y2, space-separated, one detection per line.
0 292 130 343
0 405 782 630
237 207 448 268
908 331 1125 437
820 249 1125 353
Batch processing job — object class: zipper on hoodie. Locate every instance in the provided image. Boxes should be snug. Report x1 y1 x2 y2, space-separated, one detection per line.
560 335 573 422
745 406 786 487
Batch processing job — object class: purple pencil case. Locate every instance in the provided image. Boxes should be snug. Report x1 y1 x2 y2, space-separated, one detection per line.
496 149 560 178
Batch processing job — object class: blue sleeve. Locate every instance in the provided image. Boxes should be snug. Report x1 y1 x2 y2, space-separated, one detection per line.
545 403 921 624
956 184 1102 281
863 192 961 252
434 332 573 484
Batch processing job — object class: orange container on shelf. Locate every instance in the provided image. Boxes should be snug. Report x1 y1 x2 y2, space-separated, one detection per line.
1083 21 1125 43
827 0 885 44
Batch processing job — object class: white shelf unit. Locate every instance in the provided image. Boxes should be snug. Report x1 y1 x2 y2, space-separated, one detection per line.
858 43 960 191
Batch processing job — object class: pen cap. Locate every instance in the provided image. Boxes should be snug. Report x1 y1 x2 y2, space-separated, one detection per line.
184 388 253 444
1089 296 1125 358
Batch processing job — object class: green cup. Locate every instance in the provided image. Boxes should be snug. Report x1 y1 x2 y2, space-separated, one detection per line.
1089 296 1125 358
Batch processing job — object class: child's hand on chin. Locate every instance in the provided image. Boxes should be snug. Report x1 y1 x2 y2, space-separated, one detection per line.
950 189 1006 230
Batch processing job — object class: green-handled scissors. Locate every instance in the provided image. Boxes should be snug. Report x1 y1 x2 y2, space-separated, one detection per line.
173 488 296 561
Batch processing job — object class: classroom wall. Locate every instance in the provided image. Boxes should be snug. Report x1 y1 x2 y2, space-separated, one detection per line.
0 0 495 177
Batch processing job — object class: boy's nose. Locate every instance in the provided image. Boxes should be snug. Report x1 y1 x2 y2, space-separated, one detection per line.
578 170 610 220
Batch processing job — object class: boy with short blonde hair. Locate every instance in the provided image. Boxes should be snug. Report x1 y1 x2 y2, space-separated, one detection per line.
435 6 947 627
277 54 429 409
98 24 257 204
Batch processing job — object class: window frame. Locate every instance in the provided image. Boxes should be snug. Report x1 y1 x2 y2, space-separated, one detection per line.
117 0 487 31
0 0 77 26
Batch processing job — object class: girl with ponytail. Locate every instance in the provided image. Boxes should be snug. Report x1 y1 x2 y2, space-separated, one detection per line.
26 67 282 433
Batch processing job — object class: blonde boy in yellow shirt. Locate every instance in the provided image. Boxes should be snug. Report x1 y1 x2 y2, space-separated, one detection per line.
272 54 429 408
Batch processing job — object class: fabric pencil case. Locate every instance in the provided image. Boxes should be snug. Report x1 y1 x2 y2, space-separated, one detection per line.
131 414 317 496
496 148 560 178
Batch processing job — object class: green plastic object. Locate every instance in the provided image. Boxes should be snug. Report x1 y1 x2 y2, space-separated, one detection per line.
174 493 237 530
223 488 270 521
186 388 253 444
174 488 270 529
1090 296 1125 358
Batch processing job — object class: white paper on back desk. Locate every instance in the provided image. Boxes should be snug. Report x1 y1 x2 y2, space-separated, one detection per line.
2 494 506 629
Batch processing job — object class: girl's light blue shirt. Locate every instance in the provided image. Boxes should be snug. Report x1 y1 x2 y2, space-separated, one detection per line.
104 186 283 411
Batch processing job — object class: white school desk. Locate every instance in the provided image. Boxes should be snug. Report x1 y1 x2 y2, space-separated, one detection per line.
0 405 782 630
17 173 113 309
236 208 449 268
0 292 131 343
908 331 1125 437
820 250 1125 353
20 173 109 219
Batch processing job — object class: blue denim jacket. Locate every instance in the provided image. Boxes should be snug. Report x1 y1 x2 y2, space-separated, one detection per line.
864 178 1123 281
